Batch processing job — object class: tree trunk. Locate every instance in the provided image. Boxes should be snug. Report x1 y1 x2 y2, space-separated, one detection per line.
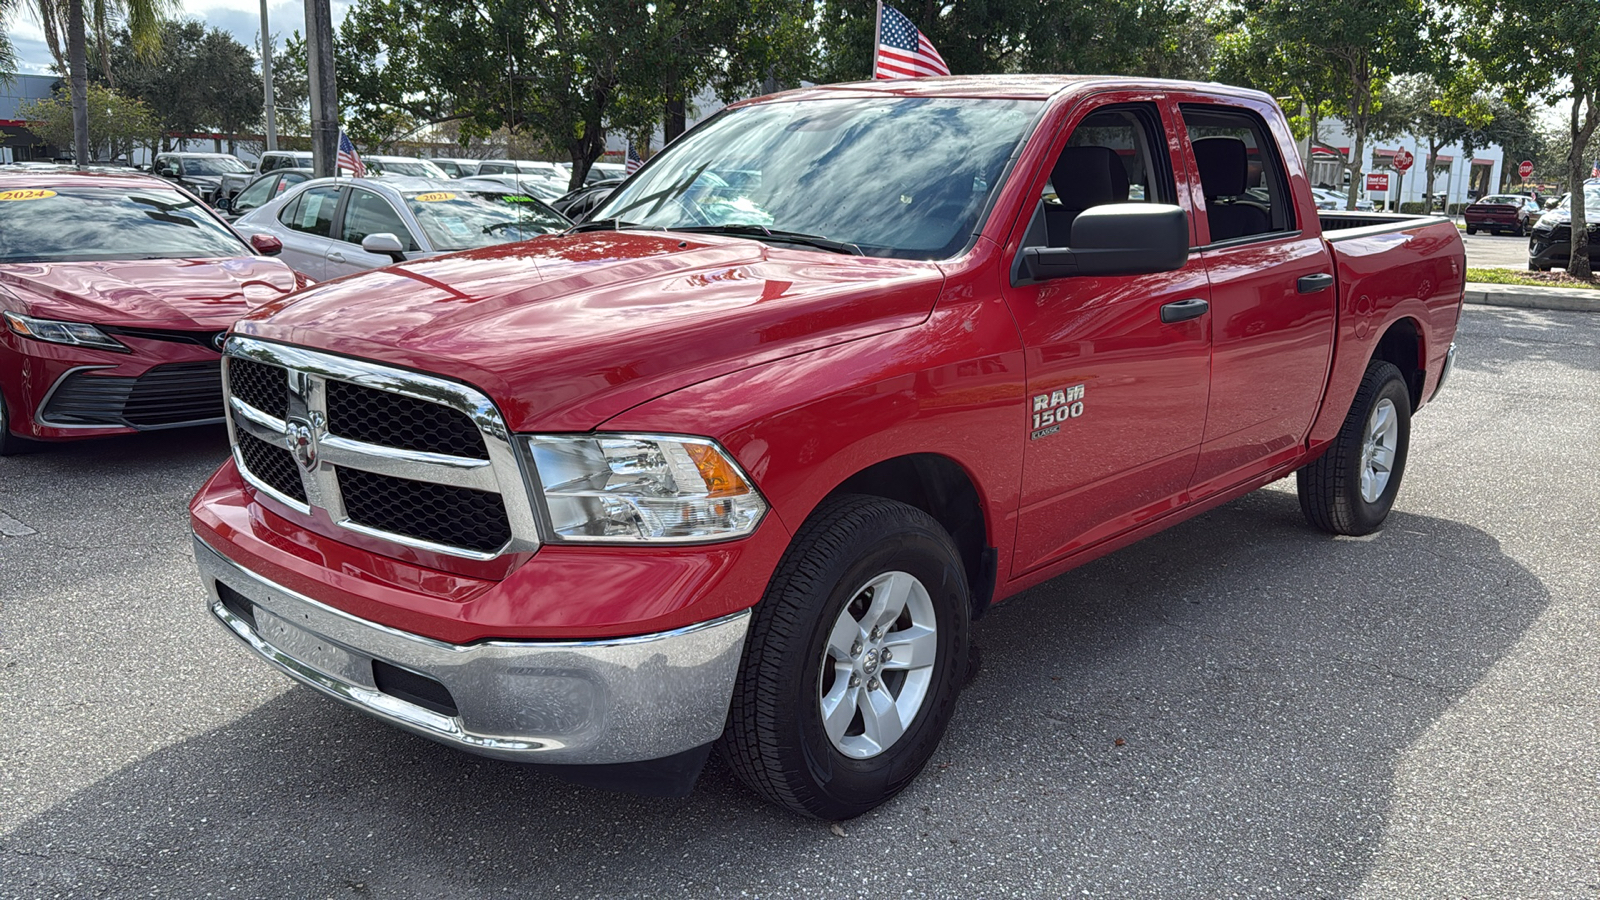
1426 137 1441 212
663 64 685 145
1568 88 1598 280
68 0 90 168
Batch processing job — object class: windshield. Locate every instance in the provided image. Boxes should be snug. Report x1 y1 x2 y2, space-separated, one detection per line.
1556 186 1600 212
404 190 570 251
0 185 249 263
589 97 1042 259
1478 195 1522 205
181 157 249 176
373 159 449 178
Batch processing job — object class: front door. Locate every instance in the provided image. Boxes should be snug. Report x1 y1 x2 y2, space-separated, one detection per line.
1005 97 1213 576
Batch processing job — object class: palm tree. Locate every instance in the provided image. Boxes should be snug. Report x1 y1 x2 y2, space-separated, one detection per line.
28 0 173 167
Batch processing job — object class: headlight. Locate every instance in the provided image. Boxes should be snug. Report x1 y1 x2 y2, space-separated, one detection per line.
2 311 128 352
527 434 767 542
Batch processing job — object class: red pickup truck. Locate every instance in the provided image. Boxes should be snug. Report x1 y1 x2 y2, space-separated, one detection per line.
190 76 1463 819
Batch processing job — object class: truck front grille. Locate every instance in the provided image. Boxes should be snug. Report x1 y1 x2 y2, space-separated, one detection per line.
221 338 540 560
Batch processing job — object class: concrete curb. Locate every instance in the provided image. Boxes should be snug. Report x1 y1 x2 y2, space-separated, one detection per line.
1464 281 1600 313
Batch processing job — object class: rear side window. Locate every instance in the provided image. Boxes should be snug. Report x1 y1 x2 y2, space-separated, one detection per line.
479 161 511 175
1181 104 1296 242
278 185 340 237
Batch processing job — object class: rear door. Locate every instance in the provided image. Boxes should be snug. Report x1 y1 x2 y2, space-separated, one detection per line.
1003 94 1213 575
1178 100 1337 494
271 184 342 280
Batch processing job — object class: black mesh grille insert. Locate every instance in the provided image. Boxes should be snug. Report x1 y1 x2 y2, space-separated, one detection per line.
43 362 224 427
228 358 288 419
337 467 509 552
326 379 489 460
237 430 307 504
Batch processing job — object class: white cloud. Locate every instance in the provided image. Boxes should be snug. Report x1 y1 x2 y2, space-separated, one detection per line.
6 0 354 71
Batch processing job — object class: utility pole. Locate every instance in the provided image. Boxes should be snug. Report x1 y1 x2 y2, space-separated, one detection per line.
304 0 339 177
260 0 277 152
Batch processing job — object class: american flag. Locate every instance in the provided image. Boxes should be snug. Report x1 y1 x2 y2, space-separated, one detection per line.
626 143 644 175
1592 159 1599 179
874 3 949 80
337 131 366 178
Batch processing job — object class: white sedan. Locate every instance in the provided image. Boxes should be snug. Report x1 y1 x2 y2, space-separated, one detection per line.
228 176 570 281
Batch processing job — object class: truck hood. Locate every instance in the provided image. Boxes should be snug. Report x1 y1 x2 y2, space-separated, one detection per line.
238 231 945 431
0 256 301 329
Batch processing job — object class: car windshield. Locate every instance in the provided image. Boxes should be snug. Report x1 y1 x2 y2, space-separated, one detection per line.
1556 186 1600 212
374 159 448 178
182 157 249 175
0 185 249 263
403 189 570 251
589 97 1042 259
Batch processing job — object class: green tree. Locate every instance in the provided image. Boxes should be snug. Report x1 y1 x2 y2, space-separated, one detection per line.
20 82 158 161
27 0 174 167
97 21 262 152
1465 0 1600 277
1218 0 1428 209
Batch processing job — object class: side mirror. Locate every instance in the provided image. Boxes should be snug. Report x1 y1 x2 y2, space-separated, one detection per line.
157 165 177 178
1021 203 1189 281
250 233 283 256
361 232 407 262
213 196 232 212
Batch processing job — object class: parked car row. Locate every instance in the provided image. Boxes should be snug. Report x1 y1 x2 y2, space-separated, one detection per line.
0 165 573 455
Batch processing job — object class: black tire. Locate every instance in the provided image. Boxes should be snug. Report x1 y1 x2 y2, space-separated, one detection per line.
1297 361 1412 535
0 389 19 457
720 494 970 819
1465 225 1476 235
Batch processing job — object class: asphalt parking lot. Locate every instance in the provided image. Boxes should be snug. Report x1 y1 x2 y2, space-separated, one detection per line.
2 305 1596 899
1461 228 1534 270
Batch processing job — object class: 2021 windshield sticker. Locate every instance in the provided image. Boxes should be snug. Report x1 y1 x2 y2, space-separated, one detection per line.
1030 384 1085 440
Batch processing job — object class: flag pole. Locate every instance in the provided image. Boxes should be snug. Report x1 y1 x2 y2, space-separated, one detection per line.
872 1 883 80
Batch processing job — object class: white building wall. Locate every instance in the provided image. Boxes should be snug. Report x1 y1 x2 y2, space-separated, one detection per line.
1303 119 1508 210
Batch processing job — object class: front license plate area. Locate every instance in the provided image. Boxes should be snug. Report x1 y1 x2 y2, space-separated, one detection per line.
254 607 372 687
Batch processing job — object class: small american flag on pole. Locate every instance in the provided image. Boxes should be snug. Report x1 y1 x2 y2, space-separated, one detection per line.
337 131 366 178
626 143 644 175
874 3 949 79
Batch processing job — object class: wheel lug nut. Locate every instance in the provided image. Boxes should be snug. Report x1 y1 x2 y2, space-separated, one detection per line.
848 674 860 688
881 649 892 662
868 678 880 691
850 640 862 656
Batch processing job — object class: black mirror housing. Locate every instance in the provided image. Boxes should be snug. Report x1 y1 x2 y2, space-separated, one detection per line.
1022 203 1189 282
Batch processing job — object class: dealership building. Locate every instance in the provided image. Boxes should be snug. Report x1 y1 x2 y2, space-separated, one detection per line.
1 73 64 163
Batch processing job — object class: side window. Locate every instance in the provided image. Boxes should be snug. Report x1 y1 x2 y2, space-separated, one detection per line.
1040 104 1172 248
435 161 459 177
261 155 283 173
277 185 340 237
233 176 275 214
1180 104 1296 243
480 161 509 175
340 189 418 249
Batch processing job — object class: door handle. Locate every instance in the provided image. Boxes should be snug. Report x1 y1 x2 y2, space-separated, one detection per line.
1298 273 1334 294
1159 297 1209 324
327 251 346 263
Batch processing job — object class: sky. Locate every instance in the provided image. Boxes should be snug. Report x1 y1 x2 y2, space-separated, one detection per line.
6 0 353 74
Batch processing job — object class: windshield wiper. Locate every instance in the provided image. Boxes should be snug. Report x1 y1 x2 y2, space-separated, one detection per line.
564 218 647 234
668 225 863 256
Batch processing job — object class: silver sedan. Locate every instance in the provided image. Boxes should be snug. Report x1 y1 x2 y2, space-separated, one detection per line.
229 176 570 281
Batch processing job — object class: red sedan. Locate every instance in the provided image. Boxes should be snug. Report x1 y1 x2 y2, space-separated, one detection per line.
0 170 307 454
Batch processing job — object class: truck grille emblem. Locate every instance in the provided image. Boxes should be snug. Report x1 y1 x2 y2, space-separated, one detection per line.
285 418 318 470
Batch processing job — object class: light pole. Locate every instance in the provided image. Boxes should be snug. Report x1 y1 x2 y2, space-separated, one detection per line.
305 0 339 177
260 0 277 151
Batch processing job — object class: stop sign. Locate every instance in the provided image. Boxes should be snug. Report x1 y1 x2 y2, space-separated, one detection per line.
1519 160 1534 179
1393 149 1414 172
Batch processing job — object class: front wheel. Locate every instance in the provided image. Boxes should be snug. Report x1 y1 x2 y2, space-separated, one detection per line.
0 389 19 456
720 494 970 819
1297 361 1412 535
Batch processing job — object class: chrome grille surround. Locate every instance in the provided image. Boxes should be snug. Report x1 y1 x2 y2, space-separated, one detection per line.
222 335 541 560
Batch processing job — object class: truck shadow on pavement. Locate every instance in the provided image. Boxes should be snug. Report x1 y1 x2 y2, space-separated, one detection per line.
2 488 1547 898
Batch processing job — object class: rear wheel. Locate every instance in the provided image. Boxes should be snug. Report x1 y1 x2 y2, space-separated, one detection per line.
1465 225 1477 235
1297 361 1412 536
720 494 970 819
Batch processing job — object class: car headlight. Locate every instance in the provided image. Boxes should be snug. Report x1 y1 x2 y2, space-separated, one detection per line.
526 434 768 542
2 311 129 352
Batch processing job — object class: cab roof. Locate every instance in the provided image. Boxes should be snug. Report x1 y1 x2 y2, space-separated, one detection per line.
735 74 1271 105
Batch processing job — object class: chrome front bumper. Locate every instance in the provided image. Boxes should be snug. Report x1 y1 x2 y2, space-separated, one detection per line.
194 535 750 764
